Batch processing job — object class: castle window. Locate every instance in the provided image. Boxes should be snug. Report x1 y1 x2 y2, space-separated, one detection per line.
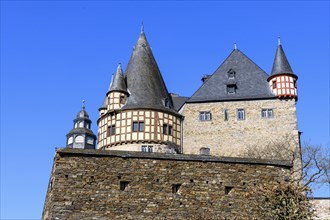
172 184 181 193
227 85 236 94
168 125 173 135
237 109 245 120
199 111 212 121
273 80 277 89
163 98 170 107
67 137 73 145
120 95 126 104
142 145 153 153
261 109 273 118
224 109 229 121
163 124 168 134
120 181 129 191
225 186 233 195
228 69 236 79
163 124 173 135
133 122 144 132
75 135 84 143
107 125 116 136
200 147 210 155
78 121 84 128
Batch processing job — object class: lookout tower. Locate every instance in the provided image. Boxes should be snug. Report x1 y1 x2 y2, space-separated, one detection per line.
268 38 298 100
66 101 96 149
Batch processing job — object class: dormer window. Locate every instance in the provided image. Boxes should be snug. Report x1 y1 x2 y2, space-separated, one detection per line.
227 85 236 94
228 69 236 79
163 98 169 107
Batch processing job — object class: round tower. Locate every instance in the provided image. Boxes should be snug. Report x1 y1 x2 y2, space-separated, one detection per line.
268 38 298 100
66 101 96 149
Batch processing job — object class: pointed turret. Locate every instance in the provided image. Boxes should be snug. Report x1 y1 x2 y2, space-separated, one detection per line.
66 101 96 149
268 38 298 100
122 30 176 114
108 64 128 94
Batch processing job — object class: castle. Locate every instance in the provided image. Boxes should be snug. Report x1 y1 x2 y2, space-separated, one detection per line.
43 28 302 219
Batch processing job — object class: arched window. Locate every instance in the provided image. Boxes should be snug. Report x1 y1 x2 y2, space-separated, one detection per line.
67 137 73 145
78 121 84 128
75 135 84 143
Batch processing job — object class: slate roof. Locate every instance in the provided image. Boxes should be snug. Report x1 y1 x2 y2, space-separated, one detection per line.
122 31 179 115
108 64 128 94
270 44 297 79
188 49 276 103
172 96 189 111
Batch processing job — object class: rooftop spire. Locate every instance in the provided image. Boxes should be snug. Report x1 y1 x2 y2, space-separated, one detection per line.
82 100 85 109
109 63 128 94
234 42 237 50
278 36 281 45
271 40 293 76
141 22 144 33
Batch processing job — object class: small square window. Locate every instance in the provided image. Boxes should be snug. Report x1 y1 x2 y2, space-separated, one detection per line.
133 122 144 132
199 111 212 121
148 145 153 153
227 85 236 94
120 181 129 191
200 147 210 155
237 109 245 120
107 125 116 136
141 145 147 152
172 184 181 193
261 109 273 118
225 186 233 195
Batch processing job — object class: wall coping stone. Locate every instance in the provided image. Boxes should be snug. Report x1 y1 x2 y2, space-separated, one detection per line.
56 148 292 167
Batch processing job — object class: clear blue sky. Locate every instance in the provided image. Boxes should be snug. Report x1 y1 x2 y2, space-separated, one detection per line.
1 1 329 219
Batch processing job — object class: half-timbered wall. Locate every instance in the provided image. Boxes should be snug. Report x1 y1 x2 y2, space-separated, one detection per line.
269 75 297 99
98 109 181 152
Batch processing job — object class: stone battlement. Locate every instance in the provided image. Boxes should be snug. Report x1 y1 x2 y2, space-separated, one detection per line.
42 148 292 219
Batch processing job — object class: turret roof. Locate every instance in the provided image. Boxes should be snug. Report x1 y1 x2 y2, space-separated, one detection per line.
108 64 128 94
122 31 178 114
271 43 294 76
188 49 276 103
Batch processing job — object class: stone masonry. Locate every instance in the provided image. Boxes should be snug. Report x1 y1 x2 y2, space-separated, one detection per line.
182 99 299 158
42 148 292 219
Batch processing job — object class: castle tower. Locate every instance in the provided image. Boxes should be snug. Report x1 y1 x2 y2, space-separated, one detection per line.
98 29 183 153
268 38 298 100
106 64 128 111
66 101 96 149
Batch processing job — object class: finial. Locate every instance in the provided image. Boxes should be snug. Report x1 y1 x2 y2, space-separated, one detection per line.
234 42 237 50
141 22 144 33
82 100 85 109
278 36 281 45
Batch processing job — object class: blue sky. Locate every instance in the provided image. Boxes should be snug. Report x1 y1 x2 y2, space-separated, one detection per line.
1 1 329 219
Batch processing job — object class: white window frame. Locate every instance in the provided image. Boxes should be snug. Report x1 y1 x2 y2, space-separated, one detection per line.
237 109 245 120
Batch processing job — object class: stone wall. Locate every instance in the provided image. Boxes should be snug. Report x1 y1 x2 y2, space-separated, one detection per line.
182 99 299 158
311 198 330 220
42 148 292 219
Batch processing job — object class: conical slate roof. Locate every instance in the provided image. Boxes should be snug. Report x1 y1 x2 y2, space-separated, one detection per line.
108 64 128 94
122 31 177 114
270 44 293 76
188 49 275 103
